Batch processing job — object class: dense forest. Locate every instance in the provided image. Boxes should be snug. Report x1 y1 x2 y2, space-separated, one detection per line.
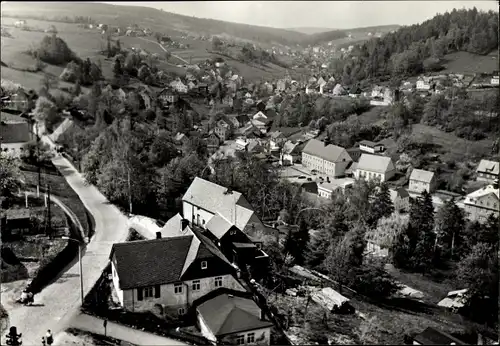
332 8 499 85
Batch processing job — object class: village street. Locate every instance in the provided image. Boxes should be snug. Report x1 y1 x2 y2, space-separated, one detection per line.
2 138 131 345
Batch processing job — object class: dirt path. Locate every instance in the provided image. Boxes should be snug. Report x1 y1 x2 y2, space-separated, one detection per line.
137 37 190 65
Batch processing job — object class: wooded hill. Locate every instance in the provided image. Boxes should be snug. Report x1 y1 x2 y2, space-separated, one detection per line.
332 8 499 85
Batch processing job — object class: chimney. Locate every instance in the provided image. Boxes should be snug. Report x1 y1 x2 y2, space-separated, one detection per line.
156 232 162 239
181 219 189 230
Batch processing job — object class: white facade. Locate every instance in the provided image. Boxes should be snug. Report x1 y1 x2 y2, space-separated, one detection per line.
463 185 499 222
301 150 352 177
491 77 499 86
1 143 26 158
416 80 430 91
183 201 215 228
359 143 384 154
111 260 245 314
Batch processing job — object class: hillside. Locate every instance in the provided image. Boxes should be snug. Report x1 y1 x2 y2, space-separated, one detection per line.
287 27 335 35
1 2 307 46
331 8 499 85
299 24 401 46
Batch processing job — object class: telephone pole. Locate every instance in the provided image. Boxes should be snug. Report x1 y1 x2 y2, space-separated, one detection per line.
46 183 52 238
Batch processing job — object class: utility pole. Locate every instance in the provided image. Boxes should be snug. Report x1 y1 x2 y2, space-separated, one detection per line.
47 183 52 238
37 125 41 197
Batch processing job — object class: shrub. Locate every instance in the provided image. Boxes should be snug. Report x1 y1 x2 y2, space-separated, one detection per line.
35 35 78 65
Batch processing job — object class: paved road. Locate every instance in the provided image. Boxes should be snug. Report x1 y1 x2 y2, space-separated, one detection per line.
64 313 188 346
2 139 130 345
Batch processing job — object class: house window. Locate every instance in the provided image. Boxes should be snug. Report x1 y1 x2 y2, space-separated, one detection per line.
215 276 223 287
178 308 185 315
201 261 207 269
174 283 183 294
247 333 255 343
192 280 201 291
144 286 154 298
235 335 245 345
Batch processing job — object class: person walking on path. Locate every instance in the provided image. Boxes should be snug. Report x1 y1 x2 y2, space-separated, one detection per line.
45 330 53 346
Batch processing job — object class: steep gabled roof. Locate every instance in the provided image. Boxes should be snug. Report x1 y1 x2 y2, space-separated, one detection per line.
197 293 273 336
182 178 256 231
110 236 193 289
206 212 235 239
357 154 394 173
111 224 235 289
302 139 348 163
410 169 435 183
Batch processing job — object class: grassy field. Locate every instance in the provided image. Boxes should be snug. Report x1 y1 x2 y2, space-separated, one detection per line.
20 162 91 237
410 124 493 159
441 51 498 74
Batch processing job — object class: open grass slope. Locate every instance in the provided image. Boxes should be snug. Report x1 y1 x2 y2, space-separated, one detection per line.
441 50 499 74
1 2 307 46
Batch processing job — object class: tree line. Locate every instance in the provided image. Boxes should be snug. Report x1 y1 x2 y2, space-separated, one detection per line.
333 8 498 86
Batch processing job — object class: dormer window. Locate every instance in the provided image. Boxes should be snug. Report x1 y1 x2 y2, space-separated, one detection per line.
201 261 207 269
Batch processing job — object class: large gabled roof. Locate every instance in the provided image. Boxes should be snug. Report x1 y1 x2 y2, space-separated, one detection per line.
302 139 348 163
182 177 255 231
410 169 435 183
357 153 394 173
110 224 234 289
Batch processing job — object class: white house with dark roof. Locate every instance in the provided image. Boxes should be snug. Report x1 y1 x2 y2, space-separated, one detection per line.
463 184 499 222
409 169 437 194
355 154 396 182
301 139 353 177
476 159 499 183
182 178 269 242
0 113 32 157
194 289 273 345
317 178 355 199
109 230 245 317
359 140 385 154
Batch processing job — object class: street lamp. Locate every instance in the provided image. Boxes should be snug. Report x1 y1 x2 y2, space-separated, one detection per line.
61 236 89 305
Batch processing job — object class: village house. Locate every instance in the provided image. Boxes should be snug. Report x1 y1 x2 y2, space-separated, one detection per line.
109 230 246 316
214 119 231 141
0 113 32 157
355 154 396 182
332 84 347 96
182 178 268 242
170 80 188 94
359 140 385 154
276 79 288 92
317 178 355 199
390 188 410 212
491 75 499 86
348 86 362 98
463 184 499 222
476 159 499 183
174 132 190 147
416 76 431 91
268 131 287 151
409 169 438 194
279 140 301 166
222 95 234 107
251 117 272 134
205 131 222 154
157 88 179 107
194 289 273 345
301 139 353 177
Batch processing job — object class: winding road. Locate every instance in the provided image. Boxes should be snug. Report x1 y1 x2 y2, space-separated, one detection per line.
2 152 129 345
